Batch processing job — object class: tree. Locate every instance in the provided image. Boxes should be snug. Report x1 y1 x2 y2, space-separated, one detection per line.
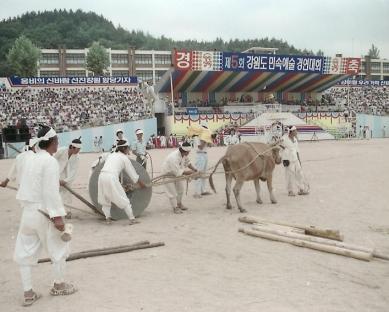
86 41 109 75
316 49 324 56
6 35 40 76
368 44 380 59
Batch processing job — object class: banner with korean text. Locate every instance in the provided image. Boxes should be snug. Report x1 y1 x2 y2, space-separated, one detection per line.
174 50 361 75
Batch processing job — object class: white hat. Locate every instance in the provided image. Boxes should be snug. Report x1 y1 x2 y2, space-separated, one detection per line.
116 129 124 135
135 129 144 135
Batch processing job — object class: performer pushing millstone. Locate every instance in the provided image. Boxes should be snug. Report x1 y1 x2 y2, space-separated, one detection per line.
98 139 146 224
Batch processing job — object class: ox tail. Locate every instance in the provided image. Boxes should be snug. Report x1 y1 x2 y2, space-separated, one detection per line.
209 155 227 193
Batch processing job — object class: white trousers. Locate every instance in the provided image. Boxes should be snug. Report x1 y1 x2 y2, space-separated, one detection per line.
164 180 185 208
98 172 135 220
60 185 73 213
195 152 208 195
15 202 70 291
285 160 305 193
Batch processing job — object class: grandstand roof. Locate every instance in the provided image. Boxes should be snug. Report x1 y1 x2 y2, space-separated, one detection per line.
156 70 350 94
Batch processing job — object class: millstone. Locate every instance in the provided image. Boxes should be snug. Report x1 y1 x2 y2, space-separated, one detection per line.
89 158 152 219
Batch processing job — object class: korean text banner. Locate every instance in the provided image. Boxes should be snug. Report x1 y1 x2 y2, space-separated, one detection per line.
174 50 361 75
8 76 138 87
338 79 389 87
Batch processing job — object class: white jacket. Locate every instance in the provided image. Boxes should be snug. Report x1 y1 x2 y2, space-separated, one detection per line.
17 150 66 218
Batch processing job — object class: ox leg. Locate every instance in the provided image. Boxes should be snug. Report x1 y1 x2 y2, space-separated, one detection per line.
254 179 263 204
225 173 233 210
233 180 246 213
267 175 277 204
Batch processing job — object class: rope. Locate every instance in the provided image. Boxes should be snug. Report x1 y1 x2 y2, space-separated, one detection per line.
123 142 282 192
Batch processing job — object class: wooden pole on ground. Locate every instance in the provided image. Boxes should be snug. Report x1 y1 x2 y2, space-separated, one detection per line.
38 242 164 263
63 184 104 217
77 241 150 254
238 228 372 262
239 216 344 242
252 226 373 254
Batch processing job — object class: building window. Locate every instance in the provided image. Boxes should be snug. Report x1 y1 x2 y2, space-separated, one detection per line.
40 53 59 65
155 70 167 81
370 62 381 73
136 70 153 82
66 53 85 65
135 54 152 65
112 70 129 76
40 71 60 77
112 54 128 64
154 54 171 65
383 63 389 73
66 71 87 77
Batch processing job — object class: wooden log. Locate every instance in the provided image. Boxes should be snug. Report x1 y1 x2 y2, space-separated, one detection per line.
252 225 374 254
78 241 150 254
239 216 344 242
38 242 164 263
238 228 372 262
373 252 389 261
63 184 104 217
38 241 151 263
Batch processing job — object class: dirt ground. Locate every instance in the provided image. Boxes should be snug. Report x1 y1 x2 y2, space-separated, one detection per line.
0 139 388 312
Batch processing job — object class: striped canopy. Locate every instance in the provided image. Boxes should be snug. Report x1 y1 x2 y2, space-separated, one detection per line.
156 70 349 94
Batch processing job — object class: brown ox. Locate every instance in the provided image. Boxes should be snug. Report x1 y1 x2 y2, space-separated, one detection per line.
209 142 282 213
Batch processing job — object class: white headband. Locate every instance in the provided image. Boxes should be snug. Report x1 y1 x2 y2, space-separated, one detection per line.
116 142 129 148
37 128 56 143
180 144 191 152
29 137 38 147
135 129 144 135
71 143 82 148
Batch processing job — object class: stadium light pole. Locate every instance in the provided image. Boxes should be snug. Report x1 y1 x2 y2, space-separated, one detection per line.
170 69 175 118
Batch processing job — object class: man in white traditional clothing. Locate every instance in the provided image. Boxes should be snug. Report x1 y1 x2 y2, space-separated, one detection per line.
162 142 198 214
193 123 212 198
13 126 77 307
54 137 82 218
131 128 148 169
98 139 145 225
281 126 309 196
0 138 38 188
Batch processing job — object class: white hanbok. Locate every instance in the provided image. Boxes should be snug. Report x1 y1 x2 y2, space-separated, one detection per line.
98 152 139 220
7 150 35 185
54 147 79 204
162 150 190 208
15 150 68 291
281 134 306 193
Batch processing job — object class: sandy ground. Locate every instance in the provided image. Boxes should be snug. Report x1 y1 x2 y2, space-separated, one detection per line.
0 139 389 312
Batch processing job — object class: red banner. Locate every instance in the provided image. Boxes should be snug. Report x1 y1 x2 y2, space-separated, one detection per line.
345 58 361 75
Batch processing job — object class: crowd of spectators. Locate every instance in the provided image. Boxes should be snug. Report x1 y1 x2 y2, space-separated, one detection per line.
0 87 152 133
323 86 389 116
